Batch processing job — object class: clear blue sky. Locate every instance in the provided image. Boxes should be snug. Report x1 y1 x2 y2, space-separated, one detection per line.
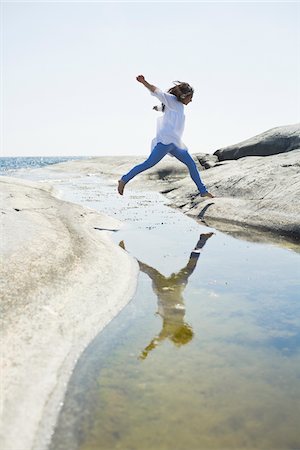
2 1 300 156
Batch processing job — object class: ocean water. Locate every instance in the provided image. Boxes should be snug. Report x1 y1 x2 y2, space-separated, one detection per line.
0 156 87 176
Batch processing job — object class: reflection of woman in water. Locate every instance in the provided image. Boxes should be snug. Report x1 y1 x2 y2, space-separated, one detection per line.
120 232 214 359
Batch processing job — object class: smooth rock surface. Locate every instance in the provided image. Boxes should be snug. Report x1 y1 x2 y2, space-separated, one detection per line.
0 176 138 450
214 123 300 160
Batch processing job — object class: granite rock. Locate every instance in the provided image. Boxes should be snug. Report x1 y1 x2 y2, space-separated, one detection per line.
153 149 300 240
214 123 300 160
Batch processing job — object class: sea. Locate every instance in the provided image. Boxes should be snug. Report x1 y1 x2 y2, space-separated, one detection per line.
0 156 88 176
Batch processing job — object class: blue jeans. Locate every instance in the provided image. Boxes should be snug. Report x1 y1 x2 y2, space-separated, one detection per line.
121 142 208 194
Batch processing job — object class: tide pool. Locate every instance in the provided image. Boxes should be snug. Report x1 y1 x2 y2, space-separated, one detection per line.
45 175 300 450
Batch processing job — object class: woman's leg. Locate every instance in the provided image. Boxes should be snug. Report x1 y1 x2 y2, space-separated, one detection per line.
170 147 209 195
118 143 171 194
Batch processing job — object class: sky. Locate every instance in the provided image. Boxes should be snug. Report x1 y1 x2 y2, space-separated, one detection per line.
1 1 300 157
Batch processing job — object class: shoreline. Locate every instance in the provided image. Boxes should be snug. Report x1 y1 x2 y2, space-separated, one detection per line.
0 175 138 450
39 153 300 243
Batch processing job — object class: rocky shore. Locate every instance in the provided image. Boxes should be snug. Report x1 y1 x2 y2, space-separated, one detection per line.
47 123 300 241
1 122 299 450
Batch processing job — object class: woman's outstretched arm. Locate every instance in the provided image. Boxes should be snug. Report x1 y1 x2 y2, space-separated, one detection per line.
136 74 157 92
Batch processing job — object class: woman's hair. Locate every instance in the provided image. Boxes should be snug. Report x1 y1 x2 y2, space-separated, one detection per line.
153 81 194 112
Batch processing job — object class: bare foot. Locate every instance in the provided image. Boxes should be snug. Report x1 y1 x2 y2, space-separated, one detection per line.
118 179 126 195
201 232 215 239
201 192 215 198
119 240 126 250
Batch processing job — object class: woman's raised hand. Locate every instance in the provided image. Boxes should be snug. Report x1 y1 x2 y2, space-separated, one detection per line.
136 75 145 83
136 76 156 93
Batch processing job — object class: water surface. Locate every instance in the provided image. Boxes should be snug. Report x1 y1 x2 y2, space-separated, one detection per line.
0 156 86 175
40 176 300 449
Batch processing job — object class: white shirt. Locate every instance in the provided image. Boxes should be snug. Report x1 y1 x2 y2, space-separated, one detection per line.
150 88 188 152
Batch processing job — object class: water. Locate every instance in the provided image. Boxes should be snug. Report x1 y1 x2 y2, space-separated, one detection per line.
0 156 87 176
47 176 300 450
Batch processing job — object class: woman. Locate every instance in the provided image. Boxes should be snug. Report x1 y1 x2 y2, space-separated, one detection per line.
118 75 214 198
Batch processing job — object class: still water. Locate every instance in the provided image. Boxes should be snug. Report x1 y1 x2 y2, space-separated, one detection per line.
48 176 300 450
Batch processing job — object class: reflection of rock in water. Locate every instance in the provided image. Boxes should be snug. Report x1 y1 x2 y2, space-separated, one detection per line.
120 232 214 359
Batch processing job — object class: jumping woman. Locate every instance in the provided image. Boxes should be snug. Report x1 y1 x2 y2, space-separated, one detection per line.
118 75 214 198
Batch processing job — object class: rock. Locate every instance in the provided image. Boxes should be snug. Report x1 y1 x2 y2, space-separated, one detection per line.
214 123 300 160
157 149 300 240
195 153 219 169
0 176 138 450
